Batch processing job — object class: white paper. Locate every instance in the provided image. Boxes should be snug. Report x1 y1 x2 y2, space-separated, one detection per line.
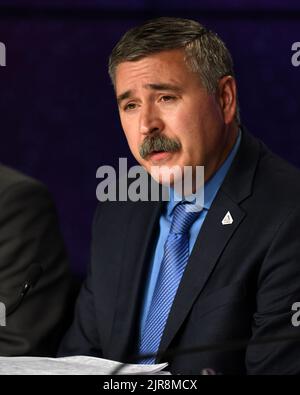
0 355 169 375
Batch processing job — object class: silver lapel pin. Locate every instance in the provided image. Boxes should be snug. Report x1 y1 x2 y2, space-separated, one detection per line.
222 211 234 225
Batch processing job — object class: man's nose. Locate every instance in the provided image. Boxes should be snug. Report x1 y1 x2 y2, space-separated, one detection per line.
139 105 164 136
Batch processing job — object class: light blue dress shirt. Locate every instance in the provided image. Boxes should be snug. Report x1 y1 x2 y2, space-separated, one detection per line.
140 131 242 335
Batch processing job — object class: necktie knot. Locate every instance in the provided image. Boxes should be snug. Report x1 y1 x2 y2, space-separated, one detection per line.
170 202 200 234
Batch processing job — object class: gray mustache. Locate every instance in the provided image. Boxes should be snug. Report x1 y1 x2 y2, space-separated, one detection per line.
139 135 181 159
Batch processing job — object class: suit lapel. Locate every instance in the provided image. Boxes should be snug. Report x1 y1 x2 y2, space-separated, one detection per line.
158 192 246 357
108 199 164 361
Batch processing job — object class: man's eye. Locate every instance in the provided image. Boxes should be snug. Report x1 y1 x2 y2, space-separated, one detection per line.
124 103 136 111
160 95 176 102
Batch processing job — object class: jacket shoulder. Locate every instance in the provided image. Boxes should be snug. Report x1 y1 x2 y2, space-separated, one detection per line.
0 165 46 196
258 143 300 198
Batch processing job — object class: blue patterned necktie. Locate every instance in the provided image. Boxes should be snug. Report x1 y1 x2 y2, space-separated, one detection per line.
138 201 200 364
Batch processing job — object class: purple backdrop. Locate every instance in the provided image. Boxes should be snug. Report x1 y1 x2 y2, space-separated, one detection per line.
0 1 299 276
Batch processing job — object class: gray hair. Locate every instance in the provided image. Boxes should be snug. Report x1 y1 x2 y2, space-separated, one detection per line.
108 17 240 124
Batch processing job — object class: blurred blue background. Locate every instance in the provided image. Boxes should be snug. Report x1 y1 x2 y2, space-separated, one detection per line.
0 1 299 276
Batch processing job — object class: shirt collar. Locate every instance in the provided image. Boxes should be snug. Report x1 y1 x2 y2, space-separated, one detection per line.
166 129 242 217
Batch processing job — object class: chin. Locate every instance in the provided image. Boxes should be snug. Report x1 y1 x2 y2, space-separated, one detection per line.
149 164 184 188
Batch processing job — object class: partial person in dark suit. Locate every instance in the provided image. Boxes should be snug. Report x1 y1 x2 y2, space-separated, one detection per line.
0 164 74 356
59 17 300 374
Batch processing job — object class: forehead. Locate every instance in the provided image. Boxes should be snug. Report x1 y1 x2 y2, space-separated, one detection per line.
115 49 197 94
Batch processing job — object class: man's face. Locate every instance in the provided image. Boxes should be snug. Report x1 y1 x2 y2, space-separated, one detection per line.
115 49 235 186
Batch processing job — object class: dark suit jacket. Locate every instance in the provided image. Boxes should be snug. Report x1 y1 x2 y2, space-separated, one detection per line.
0 165 74 356
59 129 300 374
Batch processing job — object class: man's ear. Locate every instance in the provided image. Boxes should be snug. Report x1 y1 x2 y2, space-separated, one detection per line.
217 75 237 124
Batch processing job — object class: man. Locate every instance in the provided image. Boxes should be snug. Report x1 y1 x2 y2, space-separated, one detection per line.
59 17 300 374
0 164 74 356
